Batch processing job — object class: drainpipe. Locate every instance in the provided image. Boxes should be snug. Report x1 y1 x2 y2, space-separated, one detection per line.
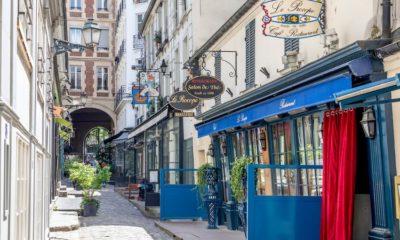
382 0 392 39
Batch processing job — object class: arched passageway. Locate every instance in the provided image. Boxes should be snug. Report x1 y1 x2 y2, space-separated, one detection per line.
66 108 114 159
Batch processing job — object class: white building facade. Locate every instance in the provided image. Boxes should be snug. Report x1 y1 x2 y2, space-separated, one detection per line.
114 0 149 133
0 0 66 239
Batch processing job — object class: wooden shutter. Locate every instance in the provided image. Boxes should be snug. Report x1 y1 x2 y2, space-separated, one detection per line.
245 19 255 89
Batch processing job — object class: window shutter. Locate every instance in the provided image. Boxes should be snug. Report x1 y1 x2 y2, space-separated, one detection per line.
214 51 222 106
104 68 108 90
284 39 299 53
245 19 255 89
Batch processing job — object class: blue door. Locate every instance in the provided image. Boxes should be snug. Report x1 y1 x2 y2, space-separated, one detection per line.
160 168 207 220
247 164 322 240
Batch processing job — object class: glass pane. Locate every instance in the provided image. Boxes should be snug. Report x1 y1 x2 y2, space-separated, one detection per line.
256 168 273 196
297 118 305 165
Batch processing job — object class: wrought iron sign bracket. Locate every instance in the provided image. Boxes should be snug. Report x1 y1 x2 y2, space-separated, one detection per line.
203 51 238 86
186 51 238 86
53 39 88 55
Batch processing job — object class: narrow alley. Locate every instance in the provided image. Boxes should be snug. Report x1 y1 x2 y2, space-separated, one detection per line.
49 186 172 240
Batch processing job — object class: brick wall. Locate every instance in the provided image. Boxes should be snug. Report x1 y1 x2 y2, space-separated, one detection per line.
85 61 95 96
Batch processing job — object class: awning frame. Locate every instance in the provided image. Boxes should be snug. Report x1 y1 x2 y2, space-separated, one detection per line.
335 74 400 109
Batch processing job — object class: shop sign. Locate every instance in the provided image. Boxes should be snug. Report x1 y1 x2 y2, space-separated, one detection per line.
261 0 323 39
174 111 195 117
169 91 200 111
132 85 149 105
185 76 224 99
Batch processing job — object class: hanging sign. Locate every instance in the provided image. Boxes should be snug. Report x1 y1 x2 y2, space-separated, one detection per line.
185 76 224 99
132 85 149 105
174 111 195 117
169 91 200 111
261 0 323 39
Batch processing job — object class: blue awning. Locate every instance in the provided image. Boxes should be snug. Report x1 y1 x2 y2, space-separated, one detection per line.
335 74 400 109
196 75 352 138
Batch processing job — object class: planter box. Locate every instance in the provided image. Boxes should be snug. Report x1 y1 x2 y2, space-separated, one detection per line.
83 203 97 217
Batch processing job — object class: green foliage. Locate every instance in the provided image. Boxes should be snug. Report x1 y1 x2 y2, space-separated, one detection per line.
81 197 99 209
69 162 111 206
64 157 82 177
231 156 253 202
196 163 213 196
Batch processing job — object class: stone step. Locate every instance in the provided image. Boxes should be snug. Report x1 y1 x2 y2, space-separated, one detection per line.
49 211 79 232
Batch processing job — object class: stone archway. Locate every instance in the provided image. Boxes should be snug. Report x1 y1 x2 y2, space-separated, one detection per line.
66 108 114 158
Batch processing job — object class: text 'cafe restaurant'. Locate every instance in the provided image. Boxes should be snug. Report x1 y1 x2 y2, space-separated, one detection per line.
194 41 399 240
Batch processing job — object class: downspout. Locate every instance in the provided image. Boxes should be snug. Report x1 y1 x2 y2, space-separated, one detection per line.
382 0 392 39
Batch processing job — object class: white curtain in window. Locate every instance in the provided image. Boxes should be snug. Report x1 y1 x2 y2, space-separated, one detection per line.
97 0 107 10
97 67 108 90
98 29 109 50
69 28 81 44
70 0 81 9
70 66 81 89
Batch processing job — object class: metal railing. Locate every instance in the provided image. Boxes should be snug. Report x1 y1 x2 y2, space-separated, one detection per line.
115 85 132 109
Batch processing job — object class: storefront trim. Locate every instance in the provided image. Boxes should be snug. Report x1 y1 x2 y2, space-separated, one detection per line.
335 73 400 108
196 74 352 137
128 106 169 139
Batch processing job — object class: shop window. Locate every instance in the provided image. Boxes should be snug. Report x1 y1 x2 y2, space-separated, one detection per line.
256 112 323 197
232 131 246 159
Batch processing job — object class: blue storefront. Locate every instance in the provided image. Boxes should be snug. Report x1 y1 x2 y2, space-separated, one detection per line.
195 41 399 239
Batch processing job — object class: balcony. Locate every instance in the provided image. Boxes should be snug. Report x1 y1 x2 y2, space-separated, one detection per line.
115 39 126 68
115 85 132 109
133 35 144 49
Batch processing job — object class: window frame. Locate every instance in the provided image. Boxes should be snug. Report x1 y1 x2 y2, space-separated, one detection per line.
70 0 82 10
69 27 82 45
97 29 109 51
69 65 82 90
97 0 108 11
96 67 109 91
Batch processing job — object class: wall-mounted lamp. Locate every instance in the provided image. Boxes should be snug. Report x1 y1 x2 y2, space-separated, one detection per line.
360 107 376 139
160 59 172 77
207 143 214 158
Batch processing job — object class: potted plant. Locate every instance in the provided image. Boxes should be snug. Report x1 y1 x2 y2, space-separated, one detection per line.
231 156 253 236
196 163 219 229
69 162 111 216
153 31 162 48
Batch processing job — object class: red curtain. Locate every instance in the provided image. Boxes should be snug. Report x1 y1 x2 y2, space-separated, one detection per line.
320 109 357 240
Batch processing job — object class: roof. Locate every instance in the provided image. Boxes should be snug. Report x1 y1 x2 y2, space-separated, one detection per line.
139 0 157 35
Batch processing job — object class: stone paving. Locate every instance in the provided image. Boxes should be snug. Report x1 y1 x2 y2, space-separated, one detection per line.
49 186 173 240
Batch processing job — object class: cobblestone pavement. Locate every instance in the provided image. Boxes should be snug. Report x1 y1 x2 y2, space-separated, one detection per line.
50 186 173 240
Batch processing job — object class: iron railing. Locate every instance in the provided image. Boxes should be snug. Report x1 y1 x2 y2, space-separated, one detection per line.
115 85 132 109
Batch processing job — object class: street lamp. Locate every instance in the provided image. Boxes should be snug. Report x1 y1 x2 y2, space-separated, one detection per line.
82 19 101 47
80 92 88 106
54 19 101 55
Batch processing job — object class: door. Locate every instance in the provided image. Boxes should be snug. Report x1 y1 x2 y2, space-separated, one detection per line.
1 137 11 240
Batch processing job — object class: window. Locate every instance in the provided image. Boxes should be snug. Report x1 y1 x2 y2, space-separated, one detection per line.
15 138 30 240
69 28 81 44
97 0 107 10
69 66 82 89
70 0 81 9
245 19 256 89
97 29 109 50
268 112 323 196
97 67 108 90
137 13 144 31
